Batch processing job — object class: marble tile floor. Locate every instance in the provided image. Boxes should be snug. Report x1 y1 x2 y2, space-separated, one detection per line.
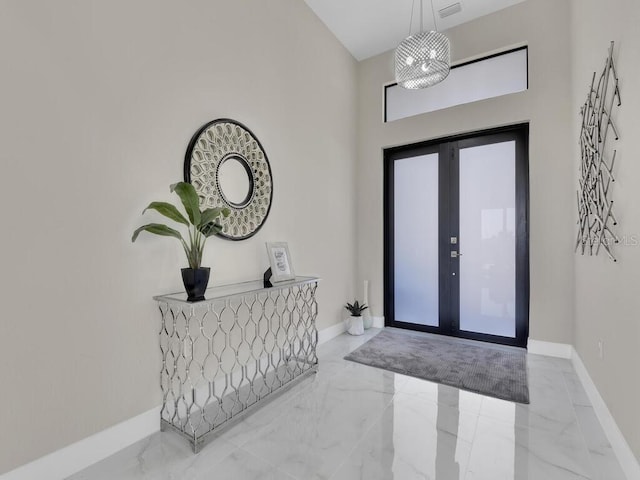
69 328 627 480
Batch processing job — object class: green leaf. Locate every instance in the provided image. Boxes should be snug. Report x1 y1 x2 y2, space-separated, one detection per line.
199 207 229 227
200 221 224 238
170 182 201 226
132 223 184 242
143 202 189 226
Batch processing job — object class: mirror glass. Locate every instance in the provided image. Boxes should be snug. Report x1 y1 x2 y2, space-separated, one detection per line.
218 156 252 206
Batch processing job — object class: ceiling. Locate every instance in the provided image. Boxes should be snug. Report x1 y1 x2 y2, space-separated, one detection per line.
303 0 526 61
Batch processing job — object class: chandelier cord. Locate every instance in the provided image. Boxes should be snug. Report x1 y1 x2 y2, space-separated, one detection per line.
408 0 415 36
430 0 438 31
420 0 424 32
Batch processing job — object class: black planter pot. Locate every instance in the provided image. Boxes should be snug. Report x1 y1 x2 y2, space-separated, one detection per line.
181 267 210 302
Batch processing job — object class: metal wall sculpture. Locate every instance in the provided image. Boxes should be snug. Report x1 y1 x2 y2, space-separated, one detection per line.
576 42 622 262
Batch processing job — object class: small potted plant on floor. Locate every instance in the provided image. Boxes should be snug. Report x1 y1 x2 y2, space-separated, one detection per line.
345 300 368 336
132 182 230 302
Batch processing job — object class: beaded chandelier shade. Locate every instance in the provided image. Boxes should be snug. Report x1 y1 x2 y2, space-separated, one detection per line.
395 0 451 89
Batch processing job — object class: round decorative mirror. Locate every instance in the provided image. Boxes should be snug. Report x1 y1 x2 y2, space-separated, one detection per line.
184 119 273 240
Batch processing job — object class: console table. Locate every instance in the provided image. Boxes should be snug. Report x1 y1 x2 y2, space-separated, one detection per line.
154 276 320 452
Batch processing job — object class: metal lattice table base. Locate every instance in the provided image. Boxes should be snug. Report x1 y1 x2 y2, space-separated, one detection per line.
155 278 319 452
159 363 317 452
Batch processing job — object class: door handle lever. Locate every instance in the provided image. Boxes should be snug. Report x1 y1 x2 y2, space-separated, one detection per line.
450 251 463 258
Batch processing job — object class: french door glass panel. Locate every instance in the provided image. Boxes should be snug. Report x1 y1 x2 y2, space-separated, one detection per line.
459 141 516 337
394 153 439 327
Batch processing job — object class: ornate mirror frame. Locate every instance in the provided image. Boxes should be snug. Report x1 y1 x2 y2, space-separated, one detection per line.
184 118 273 241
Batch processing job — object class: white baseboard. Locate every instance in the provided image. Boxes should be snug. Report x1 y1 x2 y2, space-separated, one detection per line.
318 321 347 344
527 339 572 359
317 317 384 344
1 406 160 480
571 349 640 480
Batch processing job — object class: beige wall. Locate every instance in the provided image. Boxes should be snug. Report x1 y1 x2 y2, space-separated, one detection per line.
571 0 640 460
0 0 357 473
356 0 575 344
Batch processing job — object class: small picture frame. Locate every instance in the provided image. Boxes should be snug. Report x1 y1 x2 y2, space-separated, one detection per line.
266 242 295 283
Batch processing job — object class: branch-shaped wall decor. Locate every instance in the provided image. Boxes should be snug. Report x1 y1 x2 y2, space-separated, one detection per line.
576 41 622 262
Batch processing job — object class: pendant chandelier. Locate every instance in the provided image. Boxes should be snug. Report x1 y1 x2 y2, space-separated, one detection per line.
395 0 451 89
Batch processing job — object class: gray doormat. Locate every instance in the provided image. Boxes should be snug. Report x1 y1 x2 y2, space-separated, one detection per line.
344 328 529 404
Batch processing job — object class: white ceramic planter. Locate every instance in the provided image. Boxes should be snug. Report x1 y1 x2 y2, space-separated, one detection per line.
346 315 364 336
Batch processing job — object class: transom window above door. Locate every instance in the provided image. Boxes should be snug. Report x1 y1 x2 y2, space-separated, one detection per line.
385 46 528 122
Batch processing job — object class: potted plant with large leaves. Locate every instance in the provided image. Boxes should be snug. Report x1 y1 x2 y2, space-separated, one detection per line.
132 182 230 301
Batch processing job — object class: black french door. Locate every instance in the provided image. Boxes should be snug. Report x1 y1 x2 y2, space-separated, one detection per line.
383 124 529 347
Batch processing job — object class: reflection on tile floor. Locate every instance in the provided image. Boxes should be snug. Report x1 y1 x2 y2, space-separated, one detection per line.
68 329 627 480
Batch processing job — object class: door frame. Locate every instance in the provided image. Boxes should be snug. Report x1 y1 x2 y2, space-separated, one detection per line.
383 123 530 348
